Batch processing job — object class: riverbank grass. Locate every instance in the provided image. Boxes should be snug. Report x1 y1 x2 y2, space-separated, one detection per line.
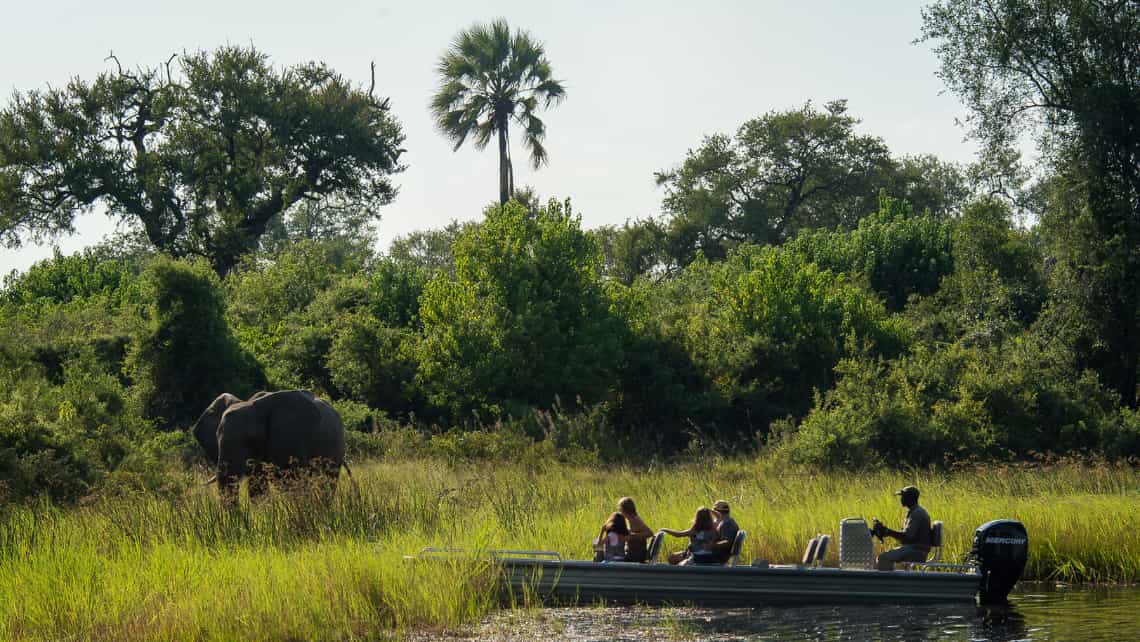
1 459 1137 641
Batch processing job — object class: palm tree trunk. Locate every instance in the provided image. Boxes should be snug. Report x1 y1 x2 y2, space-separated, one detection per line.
498 121 511 205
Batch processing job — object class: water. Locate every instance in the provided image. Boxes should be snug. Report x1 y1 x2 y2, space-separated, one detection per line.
447 585 1140 641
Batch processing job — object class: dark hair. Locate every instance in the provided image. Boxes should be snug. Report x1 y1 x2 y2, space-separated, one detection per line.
618 497 637 514
690 507 715 532
603 512 629 536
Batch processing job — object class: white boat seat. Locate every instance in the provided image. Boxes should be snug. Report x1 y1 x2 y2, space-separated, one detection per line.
725 530 747 567
801 536 820 566
646 531 665 564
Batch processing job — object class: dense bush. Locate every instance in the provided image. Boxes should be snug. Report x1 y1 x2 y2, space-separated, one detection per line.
0 354 162 503
125 258 263 428
635 244 907 440
0 189 1136 493
416 199 624 420
0 246 141 306
789 193 954 311
783 334 1130 468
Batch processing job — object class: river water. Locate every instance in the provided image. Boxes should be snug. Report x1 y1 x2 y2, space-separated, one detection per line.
447 585 1140 641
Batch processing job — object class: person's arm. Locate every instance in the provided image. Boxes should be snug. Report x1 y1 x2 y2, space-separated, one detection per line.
628 516 653 539
711 526 737 552
660 527 692 537
872 519 902 540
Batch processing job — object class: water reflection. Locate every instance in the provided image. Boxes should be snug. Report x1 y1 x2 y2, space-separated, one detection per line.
469 586 1140 641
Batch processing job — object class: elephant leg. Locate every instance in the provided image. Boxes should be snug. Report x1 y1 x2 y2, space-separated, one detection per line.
218 474 241 506
247 463 269 500
318 462 340 501
293 459 336 501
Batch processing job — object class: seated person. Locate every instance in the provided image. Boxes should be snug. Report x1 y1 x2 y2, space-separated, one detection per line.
873 485 932 570
661 507 720 565
617 497 654 562
709 499 740 564
593 512 630 562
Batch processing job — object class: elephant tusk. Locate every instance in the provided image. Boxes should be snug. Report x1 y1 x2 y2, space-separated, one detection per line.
203 475 218 485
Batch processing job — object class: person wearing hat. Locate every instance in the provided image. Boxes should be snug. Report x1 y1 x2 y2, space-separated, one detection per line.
709 500 740 564
872 485 932 571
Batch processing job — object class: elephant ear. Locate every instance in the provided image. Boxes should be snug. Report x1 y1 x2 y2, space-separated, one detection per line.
191 393 240 463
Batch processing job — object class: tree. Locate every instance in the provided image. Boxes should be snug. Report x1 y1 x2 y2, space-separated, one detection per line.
0 46 405 276
431 20 566 205
923 0 1140 406
654 100 896 267
416 199 622 420
258 197 380 258
591 218 668 286
387 220 474 278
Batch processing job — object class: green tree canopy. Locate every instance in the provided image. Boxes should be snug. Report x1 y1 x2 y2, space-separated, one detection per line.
654 100 897 266
923 0 1140 406
0 46 405 276
430 20 566 205
416 199 622 420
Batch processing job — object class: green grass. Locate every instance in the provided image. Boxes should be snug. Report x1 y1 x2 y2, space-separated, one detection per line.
1 458 1137 641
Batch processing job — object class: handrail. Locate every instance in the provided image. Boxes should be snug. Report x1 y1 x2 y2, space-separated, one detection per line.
490 549 562 561
415 547 562 562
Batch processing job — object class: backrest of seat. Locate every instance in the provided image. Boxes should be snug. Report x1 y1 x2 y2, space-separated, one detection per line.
801 536 819 566
727 530 747 566
839 518 875 569
646 531 665 564
930 521 943 548
814 534 830 566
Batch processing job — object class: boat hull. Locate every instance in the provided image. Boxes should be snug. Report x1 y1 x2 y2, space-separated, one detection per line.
500 559 982 606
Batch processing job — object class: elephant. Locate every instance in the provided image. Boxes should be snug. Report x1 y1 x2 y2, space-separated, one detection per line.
191 390 347 501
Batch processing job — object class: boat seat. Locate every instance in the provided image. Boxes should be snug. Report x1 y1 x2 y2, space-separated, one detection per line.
929 521 943 562
839 518 875 569
902 521 974 571
801 536 820 566
724 530 747 566
813 534 830 567
645 531 665 564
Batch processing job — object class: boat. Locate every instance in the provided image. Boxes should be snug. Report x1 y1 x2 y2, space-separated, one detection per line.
411 519 1028 606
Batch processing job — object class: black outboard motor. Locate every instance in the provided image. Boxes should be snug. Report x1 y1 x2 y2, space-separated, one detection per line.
971 520 1028 604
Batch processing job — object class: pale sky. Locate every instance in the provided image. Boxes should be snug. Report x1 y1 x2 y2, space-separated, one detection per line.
0 0 978 276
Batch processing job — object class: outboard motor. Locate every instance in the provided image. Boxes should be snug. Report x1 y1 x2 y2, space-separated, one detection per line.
970 520 1028 604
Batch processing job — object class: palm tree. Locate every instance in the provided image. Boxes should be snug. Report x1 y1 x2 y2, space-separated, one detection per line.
431 20 566 205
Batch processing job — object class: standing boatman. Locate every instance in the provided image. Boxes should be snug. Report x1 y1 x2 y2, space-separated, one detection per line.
872 485 932 570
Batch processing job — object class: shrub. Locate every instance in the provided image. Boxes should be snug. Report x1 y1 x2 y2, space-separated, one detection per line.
789 193 954 310
416 199 624 420
125 257 263 428
785 335 1129 468
0 354 156 503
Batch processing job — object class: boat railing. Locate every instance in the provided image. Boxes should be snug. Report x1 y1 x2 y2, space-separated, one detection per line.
414 547 563 562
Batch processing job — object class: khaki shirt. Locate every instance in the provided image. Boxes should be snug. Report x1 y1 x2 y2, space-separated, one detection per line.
901 504 932 550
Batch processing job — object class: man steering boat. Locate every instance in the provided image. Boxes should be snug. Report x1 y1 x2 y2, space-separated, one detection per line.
872 485 932 570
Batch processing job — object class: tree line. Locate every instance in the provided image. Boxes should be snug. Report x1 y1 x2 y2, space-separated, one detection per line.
0 1 1137 504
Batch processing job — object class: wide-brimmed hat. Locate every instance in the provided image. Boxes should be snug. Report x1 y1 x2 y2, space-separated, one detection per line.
712 500 730 512
895 485 920 500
